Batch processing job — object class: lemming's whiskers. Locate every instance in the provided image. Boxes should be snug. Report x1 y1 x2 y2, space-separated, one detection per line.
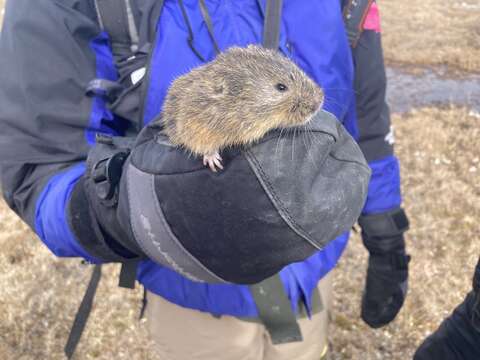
301 125 316 165
323 95 349 109
274 127 287 173
321 87 359 95
291 127 298 163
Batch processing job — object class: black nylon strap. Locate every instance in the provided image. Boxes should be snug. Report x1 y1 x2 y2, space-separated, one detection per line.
65 265 102 359
137 0 166 46
250 274 303 344
241 285 323 324
199 0 221 55
118 260 139 289
251 1 302 344
94 0 139 57
263 0 283 49
342 0 374 48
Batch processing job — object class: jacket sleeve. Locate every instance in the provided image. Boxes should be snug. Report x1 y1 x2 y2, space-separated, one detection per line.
352 27 403 216
0 0 131 262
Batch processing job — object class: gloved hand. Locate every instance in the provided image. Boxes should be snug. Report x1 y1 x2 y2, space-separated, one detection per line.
70 110 371 284
359 208 410 328
414 257 480 360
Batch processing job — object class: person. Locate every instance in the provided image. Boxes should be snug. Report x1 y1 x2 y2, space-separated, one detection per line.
0 0 409 359
414 257 480 360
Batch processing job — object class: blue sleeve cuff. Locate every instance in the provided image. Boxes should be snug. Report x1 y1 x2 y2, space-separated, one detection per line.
362 155 402 215
34 162 102 263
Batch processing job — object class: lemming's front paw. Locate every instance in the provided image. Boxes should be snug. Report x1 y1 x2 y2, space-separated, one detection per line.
203 152 223 172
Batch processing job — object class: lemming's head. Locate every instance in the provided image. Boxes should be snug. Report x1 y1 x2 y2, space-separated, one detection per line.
212 45 324 129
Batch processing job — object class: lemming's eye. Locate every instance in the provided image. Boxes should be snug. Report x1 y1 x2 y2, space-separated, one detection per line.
275 83 288 92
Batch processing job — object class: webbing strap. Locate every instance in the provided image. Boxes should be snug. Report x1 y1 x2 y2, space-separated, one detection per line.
138 0 166 46
250 274 303 344
262 0 283 49
199 0 221 55
65 265 102 359
118 260 139 289
251 1 302 345
94 0 140 56
342 0 374 48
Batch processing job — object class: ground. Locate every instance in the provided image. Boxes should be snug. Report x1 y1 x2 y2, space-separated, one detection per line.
0 1 479 359
381 0 480 74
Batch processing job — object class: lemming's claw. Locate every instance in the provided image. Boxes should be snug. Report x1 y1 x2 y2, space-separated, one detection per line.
203 152 223 172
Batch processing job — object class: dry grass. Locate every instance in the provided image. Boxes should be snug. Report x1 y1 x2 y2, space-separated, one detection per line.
0 204 161 360
381 0 480 73
330 107 480 359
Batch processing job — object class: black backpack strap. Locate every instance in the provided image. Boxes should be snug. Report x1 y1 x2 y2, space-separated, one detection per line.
64 264 102 359
250 0 304 345
63 260 139 359
118 259 140 289
262 0 283 49
342 0 374 48
137 0 166 47
199 0 221 55
94 0 140 57
250 274 303 344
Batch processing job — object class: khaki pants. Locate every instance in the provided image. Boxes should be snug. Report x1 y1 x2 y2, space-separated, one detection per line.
145 273 332 360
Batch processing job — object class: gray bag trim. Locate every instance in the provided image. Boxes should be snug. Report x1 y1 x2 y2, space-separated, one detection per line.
126 163 228 283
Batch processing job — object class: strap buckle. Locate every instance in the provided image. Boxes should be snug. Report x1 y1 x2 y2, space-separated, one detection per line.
92 150 129 203
86 79 124 103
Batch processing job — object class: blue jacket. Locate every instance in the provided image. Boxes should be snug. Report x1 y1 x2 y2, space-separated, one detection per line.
0 0 402 318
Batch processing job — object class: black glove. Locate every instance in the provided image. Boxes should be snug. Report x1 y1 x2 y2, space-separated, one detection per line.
414 257 480 360
69 134 145 263
359 208 411 328
68 110 371 284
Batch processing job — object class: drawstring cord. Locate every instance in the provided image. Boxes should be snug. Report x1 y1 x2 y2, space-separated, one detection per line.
177 0 226 62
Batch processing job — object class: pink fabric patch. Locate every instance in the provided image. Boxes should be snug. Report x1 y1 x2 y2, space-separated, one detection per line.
363 2 381 33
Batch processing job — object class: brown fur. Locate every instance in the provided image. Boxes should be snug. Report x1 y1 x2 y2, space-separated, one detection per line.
161 45 324 156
